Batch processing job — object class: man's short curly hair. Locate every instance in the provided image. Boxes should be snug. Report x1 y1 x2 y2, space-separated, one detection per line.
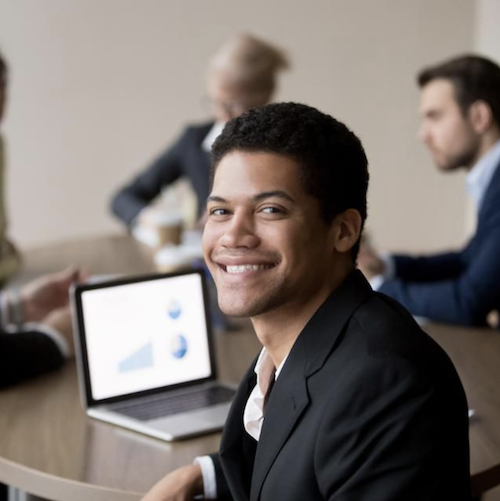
211 102 369 260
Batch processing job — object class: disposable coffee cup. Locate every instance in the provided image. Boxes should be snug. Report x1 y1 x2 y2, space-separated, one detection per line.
149 212 183 247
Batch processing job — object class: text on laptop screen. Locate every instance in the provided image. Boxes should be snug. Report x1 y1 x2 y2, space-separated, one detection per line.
81 274 212 401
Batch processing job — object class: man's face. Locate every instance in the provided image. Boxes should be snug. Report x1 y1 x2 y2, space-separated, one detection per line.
418 79 480 171
203 151 339 319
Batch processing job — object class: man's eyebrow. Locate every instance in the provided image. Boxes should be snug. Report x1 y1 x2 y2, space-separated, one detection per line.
252 190 295 203
207 195 227 203
207 191 296 204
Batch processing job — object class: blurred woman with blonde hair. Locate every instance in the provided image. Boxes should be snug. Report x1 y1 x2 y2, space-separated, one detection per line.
111 34 289 231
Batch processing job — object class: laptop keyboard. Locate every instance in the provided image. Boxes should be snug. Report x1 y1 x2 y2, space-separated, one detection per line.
109 385 235 421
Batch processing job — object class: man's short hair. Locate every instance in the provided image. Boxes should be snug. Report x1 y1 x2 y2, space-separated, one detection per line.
211 102 369 260
417 55 500 126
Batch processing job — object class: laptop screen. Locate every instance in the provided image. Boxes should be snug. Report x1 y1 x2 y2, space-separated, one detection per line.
75 272 213 402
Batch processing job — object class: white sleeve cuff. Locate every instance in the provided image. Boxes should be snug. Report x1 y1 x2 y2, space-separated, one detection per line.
193 456 217 499
131 223 159 248
22 322 71 358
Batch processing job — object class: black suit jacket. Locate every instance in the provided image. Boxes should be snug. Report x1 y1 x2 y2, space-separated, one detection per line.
380 159 500 326
0 318 64 388
110 122 213 226
214 271 470 500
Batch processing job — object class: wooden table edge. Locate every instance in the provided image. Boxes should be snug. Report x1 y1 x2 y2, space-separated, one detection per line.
0 456 143 501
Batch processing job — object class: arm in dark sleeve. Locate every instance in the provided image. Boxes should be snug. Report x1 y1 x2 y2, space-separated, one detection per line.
209 366 258 500
110 128 188 227
206 453 232 500
316 356 470 501
0 329 64 388
381 233 499 325
392 247 468 282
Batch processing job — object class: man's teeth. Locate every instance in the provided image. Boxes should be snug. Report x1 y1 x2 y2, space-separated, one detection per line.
226 264 271 273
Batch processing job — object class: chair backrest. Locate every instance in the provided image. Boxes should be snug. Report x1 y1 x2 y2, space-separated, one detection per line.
471 464 500 499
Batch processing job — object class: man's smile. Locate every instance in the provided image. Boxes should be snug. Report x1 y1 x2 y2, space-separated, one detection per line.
212 251 280 276
223 263 276 274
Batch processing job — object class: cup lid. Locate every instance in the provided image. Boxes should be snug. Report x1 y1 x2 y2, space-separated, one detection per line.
147 211 183 226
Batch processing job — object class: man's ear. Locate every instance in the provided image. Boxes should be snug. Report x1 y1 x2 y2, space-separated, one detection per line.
469 100 493 134
331 209 363 253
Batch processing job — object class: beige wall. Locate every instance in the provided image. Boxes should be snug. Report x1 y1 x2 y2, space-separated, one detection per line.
0 0 475 252
476 0 500 60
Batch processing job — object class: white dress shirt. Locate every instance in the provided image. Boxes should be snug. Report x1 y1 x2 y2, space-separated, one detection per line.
465 139 500 210
201 122 225 152
195 347 288 499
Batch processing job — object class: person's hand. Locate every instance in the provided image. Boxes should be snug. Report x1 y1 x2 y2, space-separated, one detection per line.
141 464 204 501
357 236 386 280
20 267 87 323
42 305 75 356
136 207 167 229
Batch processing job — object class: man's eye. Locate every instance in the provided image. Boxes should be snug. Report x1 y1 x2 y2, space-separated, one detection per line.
210 208 229 216
261 207 281 214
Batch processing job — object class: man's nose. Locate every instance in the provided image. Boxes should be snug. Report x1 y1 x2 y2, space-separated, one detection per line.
220 213 260 248
418 122 430 143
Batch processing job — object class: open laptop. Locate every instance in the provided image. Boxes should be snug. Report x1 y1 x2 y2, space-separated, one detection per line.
71 269 235 441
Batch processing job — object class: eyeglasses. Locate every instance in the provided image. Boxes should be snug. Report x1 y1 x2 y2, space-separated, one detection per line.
202 96 251 119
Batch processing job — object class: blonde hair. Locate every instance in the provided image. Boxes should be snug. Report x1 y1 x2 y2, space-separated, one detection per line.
208 34 289 100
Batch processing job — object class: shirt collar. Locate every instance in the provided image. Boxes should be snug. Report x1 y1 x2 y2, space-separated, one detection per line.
466 139 500 209
254 347 288 386
202 122 225 152
243 347 289 441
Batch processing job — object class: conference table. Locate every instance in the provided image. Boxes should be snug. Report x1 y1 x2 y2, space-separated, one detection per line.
0 234 499 500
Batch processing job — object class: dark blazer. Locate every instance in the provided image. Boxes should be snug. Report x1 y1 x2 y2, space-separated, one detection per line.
110 122 213 226
0 320 64 388
380 160 500 326
213 271 470 501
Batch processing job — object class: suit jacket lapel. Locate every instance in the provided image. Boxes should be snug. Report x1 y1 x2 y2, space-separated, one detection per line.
219 363 258 501
250 271 372 501
249 358 309 501
478 158 500 226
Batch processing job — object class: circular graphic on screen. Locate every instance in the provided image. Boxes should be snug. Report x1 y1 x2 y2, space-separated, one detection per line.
168 300 182 320
170 334 188 359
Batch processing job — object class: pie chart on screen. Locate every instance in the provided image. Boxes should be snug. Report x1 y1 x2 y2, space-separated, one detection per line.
168 300 182 320
170 334 188 359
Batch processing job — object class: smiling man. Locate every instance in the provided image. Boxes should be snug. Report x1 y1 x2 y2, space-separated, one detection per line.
142 103 470 501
